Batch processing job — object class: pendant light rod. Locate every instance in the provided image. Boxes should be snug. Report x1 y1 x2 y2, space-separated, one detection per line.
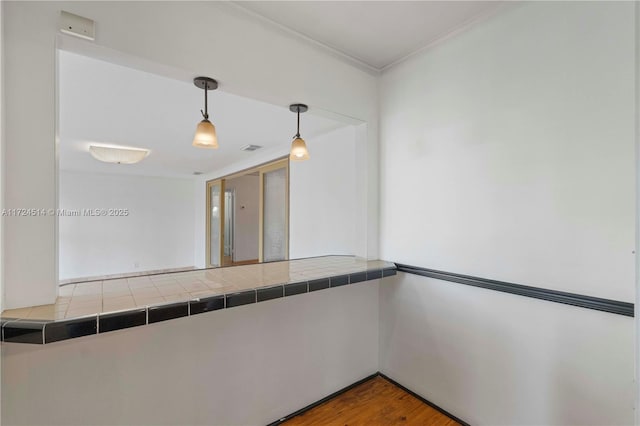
296 108 300 137
289 103 308 138
194 76 218 120
203 86 208 119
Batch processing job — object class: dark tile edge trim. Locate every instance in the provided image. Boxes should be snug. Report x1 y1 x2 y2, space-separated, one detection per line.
284 281 308 297
395 263 634 317
257 285 284 302
265 372 469 426
378 373 470 426
308 277 330 292
2 320 48 344
44 316 98 344
148 302 189 324
330 274 350 287
226 290 257 308
189 295 225 315
98 309 147 333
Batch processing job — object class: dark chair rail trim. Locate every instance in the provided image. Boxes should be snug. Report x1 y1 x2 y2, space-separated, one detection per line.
395 263 634 317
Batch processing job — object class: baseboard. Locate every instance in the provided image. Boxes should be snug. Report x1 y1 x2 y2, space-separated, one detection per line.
266 372 470 425
266 372 379 426
378 372 470 426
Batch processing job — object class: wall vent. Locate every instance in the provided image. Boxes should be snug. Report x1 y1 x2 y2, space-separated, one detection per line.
240 144 262 152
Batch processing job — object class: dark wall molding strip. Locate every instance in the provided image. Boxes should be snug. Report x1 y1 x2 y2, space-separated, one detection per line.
395 263 634 317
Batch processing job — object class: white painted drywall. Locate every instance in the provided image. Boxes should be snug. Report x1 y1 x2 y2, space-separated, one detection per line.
2 281 379 426
58 170 195 280
635 4 640 423
378 2 637 425
2 1 378 308
0 3 5 421
379 273 635 425
290 126 357 259
225 174 259 262
380 1 636 302
0 0 5 312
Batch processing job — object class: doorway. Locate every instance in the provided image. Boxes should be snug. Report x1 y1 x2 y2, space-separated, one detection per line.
206 158 289 268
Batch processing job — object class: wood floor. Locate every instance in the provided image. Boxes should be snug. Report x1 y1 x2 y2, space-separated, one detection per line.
228 258 259 266
283 376 461 426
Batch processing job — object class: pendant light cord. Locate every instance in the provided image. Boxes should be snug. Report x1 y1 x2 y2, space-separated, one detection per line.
295 108 300 138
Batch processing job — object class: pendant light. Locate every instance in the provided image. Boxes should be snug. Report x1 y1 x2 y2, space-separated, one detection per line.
192 76 219 149
289 103 310 161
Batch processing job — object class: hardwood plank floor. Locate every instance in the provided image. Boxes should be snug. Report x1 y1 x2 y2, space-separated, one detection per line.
283 376 461 426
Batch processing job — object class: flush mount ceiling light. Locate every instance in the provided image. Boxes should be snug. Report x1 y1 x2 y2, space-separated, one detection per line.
192 76 219 149
89 145 149 164
289 103 309 161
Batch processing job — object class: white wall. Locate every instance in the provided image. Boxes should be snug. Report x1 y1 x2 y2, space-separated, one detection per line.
2 0 378 308
380 1 635 302
2 281 379 426
193 125 358 267
290 126 357 259
379 2 636 425
635 3 640 423
379 273 635 425
0 3 5 421
0 0 4 311
59 170 195 280
225 174 259 262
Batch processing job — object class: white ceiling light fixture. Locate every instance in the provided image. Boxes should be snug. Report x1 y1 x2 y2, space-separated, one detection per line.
192 76 219 149
289 103 310 161
89 145 150 164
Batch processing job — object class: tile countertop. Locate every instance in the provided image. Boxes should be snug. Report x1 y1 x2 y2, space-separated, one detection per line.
1 256 397 344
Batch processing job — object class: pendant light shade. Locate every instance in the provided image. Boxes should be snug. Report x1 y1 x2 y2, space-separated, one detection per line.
192 77 219 149
289 103 309 162
193 119 218 149
290 137 310 161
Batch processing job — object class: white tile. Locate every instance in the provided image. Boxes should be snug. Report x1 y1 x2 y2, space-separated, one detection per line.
58 285 75 297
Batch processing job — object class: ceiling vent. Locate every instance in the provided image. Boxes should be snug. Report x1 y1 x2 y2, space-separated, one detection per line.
241 144 262 152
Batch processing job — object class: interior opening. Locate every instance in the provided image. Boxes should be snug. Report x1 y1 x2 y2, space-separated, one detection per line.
56 47 359 285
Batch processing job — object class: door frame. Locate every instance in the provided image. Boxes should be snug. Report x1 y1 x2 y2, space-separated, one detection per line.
205 178 225 269
258 158 289 263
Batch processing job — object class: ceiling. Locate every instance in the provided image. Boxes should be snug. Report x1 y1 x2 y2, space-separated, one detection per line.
59 51 346 178
234 1 502 71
